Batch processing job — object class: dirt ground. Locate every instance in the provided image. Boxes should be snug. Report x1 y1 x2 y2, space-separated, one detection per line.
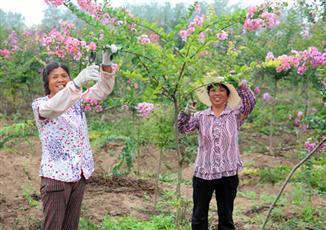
0 133 324 229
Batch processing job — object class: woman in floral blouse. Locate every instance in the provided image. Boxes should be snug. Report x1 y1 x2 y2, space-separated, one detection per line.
32 47 115 230
178 76 256 230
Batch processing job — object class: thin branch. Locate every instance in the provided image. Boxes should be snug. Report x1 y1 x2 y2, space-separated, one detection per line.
173 45 191 96
190 22 237 59
120 50 153 61
128 20 167 44
135 56 173 101
261 137 326 230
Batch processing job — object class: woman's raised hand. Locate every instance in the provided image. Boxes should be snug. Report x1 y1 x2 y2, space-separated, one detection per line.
73 65 100 88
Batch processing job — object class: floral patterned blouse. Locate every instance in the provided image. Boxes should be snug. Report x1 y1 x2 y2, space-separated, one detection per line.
32 71 114 182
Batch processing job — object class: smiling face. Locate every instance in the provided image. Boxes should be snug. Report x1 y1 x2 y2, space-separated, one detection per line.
208 84 229 108
48 67 70 97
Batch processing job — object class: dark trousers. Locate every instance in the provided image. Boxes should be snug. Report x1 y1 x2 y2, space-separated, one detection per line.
40 176 86 230
192 175 239 230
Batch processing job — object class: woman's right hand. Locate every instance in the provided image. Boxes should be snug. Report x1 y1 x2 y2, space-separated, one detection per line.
184 102 196 115
73 65 100 88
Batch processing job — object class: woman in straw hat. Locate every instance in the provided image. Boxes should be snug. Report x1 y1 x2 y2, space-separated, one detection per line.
178 75 256 230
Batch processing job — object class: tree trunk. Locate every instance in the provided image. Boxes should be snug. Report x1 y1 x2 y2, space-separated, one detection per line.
269 78 277 155
302 77 309 117
154 146 163 210
173 98 183 230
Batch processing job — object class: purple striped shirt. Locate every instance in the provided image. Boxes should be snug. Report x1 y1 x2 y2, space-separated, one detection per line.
178 86 256 180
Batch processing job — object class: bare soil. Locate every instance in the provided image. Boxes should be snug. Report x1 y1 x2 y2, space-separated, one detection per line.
0 131 324 229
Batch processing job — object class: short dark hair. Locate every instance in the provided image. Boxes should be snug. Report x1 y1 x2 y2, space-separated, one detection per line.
207 83 230 95
42 62 70 95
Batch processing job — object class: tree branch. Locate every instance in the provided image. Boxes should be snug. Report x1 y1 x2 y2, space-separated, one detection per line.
261 137 326 230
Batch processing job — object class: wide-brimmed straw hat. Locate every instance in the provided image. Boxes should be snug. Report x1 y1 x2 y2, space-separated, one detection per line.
195 76 241 108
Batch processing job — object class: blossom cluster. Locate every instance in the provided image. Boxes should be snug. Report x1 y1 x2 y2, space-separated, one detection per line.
265 47 326 75
304 138 326 153
254 86 261 94
179 3 204 42
8 31 19 51
41 27 97 61
288 111 308 130
77 0 113 25
216 31 228 41
44 0 64 6
81 98 103 112
135 102 155 118
262 92 273 103
137 33 160 45
244 5 279 31
0 49 10 59
44 0 114 25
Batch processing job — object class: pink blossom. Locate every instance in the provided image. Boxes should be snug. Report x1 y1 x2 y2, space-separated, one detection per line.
44 0 64 7
8 31 19 51
254 86 261 94
0 49 10 58
55 49 65 58
261 12 279 28
101 13 112 24
294 118 301 127
262 92 273 102
24 31 33 37
95 105 103 112
297 111 304 118
111 63 119 73
187 26 195 34
297 65 307 75
198 32 206 43
216 31 228 41
88 42 97 51
82 98 103 112
276 55 293 72
179 30 188 41
84 105 92 111
121 104 129 111
304 140 316 152
193 15 204 26
136 102 155 118
266 51 274 61
138 34 151 44
243 4 280 31
149 33 160 43
244 18 263 31
247 6 257 18
195 3 201 14
303 139 325 153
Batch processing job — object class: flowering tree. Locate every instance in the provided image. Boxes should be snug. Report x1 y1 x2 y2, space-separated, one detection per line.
39 1 284 208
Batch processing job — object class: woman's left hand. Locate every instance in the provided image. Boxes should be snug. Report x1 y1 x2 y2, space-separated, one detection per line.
240 79 248 88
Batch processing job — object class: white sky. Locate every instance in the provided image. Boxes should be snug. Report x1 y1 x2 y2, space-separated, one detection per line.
0 0 283 27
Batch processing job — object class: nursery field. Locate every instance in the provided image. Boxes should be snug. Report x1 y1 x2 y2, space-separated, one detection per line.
0 109 325 229
0 0 325 229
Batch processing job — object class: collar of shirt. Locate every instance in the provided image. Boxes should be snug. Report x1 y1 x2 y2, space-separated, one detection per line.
201 106 233 117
